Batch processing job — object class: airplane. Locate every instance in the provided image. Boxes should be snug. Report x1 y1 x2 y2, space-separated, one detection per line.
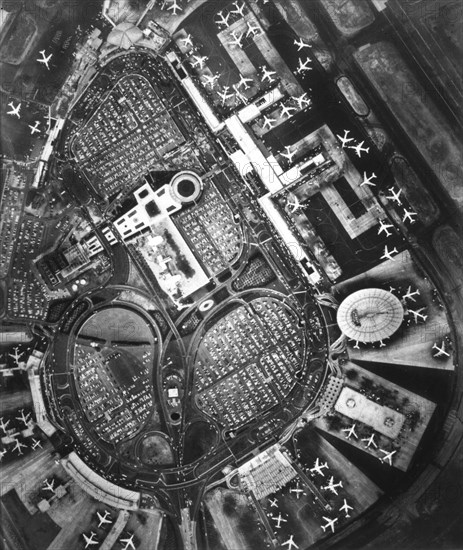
294 93 311 109
402 209 417 223
167 0 182 15
402 286 420 302
37 50 52 70
379 339 387 347
97 510 112 527
0 449 7 462
43 479 56 493
218 86 234 105
236 74 253 90
282 535 299 550
280 103 296 118
361 433 378 449
339 499 353 517
8 347 23 364
408 307 428 323
29 120 40 135
0 418 10 433
191 55 208 69
246 21 261 37
378 220 393 237
433 341 450 358
202 74 220 88
262 115 276 130
289 486 305 499
386 187 402 205
12 439 27 455
379 449 396 466
216 10 231 28
7 102 21 118
268 497 278 508
310 457 329 476
228 30 244 48
381 245 398 262
322 476 343 496
230 1 245 16
181 34 193 48
294 37 310 51
119 534 136 550
349 141 370 157
296 57 312 74
261 65 276 83
15 409 31 427
336 129 354 148
286 196 302 213
321 516 338 533
83 532 98 548
31 438 42 450
341 424 358 440
271 512 287 528
281 145 297 163
360 172 377 187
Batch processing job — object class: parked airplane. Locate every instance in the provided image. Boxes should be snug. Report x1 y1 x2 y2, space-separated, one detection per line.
29 120 40 135
167 0 182 15
268 497 278 508
43 479 56 493
16 409 31 427
281 145 297 163
120 534 136 550
237 74 253 90
386 187 402 205
7 102 21 118
289 485 305 499
378 220 393 237
336 129 353 148
402 209 417 223
31 438 42 450
262 115 276 130
0 449 7 461
202 74 219 88
37 50 52 70
181 34 193 48
402 286 420 302
228 30 244 48
379 449 396 466
381 245 398 262
8 347 23 364
433 341 450 358
97 510 112 527
286 195 302 213
322 477 343 496
282 535 299 549
83 532 98 548
191 55 208 69
321 516 338 533
339 499 353 517
12 439 27 455
360 172 376 187
361 433 378 449
294 37 310 50
280 103 296 118
216 10 231 28
271 512 287 528
246 21 261 37
231 1 245 16
218 86 234 105
294 92 310 109
0 418 10 433
342 424 358 440
408 307 428 323
296 57 312 74
261 65 276 83
310 457 328 476
349 141 369 157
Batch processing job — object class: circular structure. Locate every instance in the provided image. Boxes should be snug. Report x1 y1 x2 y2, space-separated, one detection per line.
337 288 404 343
170 170 203 204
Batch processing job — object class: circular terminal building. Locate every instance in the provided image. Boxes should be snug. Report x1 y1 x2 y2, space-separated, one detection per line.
336 288 404 343
169 171 203 205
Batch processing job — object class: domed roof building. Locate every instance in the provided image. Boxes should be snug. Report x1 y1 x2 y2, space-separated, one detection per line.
107 22 143 50
336 288 404 343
